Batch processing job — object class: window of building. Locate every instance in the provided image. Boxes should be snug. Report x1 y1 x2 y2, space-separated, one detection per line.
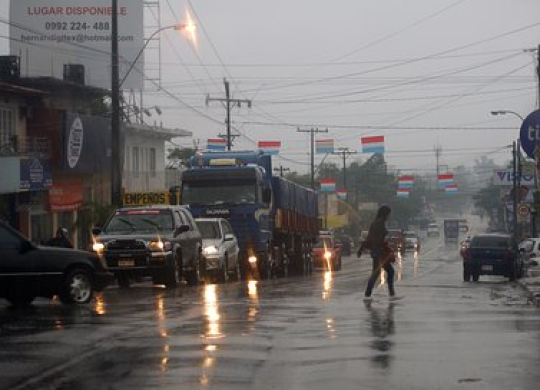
149 148 156 177
0 107 16 149
132 146 139 178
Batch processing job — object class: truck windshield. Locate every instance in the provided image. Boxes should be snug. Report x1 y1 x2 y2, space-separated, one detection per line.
104 210 174 233
182 181 258 205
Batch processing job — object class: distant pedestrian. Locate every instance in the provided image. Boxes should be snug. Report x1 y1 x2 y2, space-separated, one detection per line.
46 227 73 248
362 205 402 302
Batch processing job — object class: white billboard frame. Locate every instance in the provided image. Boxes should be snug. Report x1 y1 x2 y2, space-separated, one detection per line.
9 0 144 90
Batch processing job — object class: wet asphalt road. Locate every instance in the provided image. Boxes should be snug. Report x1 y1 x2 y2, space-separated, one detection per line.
1 234 540 390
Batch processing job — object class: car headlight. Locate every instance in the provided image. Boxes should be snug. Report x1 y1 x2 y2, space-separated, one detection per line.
248 255 257 264
324 251 332 260
93 242 105 254
149 240 172 251
203 245 219 255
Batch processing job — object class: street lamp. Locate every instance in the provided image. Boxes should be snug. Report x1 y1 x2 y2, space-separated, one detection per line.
110 3 196 207
490 110 524 121
491 110 527 239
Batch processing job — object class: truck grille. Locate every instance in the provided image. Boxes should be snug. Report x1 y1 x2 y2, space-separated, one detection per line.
107 239 146 251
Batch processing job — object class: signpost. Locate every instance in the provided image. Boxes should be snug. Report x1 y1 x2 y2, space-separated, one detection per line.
520 109 540 237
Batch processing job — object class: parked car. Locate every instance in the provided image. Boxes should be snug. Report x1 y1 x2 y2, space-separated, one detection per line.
0 221 112 306
311 232 342 271
92 205 203 288
196 218 240 283
519 238 540 264
403 231 420 251
427 223 440 237
462 233 524 282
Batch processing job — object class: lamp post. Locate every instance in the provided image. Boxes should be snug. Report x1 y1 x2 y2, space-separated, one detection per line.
491 110 528 239
110 8 195 207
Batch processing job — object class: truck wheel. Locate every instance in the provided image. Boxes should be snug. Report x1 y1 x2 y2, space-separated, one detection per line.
508 266 517 281
116 272 131 288
164 254 181 289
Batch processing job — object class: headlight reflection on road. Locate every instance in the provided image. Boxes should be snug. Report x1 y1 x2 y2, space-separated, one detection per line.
322 271 333 300
94 293 106 316
155 295 170 374
204 284 222 339
414 250 419 278
326 317 336 338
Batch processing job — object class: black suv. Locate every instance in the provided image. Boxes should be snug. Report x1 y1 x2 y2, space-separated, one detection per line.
92 205 204 288
0 221 112 306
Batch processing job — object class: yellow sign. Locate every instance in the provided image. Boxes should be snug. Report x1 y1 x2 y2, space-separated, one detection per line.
123 192 170 206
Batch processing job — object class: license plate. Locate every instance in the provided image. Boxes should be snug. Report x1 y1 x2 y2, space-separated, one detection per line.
118 260 134 267
481 265 493 272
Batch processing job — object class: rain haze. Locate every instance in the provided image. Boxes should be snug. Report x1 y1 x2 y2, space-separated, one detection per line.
1 0 539 174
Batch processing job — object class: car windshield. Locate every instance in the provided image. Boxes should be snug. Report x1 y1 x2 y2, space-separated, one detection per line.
197 221 222 239
404 232 416 239
103 210 174 233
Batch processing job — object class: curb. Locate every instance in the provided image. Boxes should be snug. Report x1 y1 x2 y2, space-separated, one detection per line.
517 280 540 307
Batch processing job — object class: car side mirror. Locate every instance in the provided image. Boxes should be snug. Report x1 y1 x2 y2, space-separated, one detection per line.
19 240 35 254
224 233 235 241
175 224 190 236
262 188 271 204
92 227 102 236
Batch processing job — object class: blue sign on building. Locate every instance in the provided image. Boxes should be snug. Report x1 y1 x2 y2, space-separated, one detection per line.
520 109 540 159
20 158 53 191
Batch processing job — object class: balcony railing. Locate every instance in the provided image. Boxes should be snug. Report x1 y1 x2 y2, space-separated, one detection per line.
0 136 50 157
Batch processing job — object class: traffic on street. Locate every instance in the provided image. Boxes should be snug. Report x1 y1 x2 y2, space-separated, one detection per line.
2 216 540 390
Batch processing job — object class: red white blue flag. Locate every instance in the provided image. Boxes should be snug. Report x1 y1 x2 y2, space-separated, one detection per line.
438 173 455 188
397 188 411 198
316 139 334 154
336 189 347 200
398 175 414 189
258 141 281 155
445 184 458 194
207 138 226 151
361 136 385 154
320 179 336 192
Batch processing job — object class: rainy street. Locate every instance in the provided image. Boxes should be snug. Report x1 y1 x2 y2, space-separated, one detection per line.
1 231 540 390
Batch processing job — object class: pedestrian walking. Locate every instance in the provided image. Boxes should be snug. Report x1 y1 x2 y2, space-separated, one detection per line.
361 205 402 302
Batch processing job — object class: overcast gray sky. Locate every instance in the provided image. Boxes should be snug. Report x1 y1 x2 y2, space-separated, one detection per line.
2 0 539 176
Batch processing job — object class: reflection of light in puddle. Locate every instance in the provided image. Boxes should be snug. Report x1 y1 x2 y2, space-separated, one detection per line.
205 345 217 352
161 357 168 373
94 294 106 315
204 284 222 339
248 280 258 300
326 317 336 338
202 356 215 368
155 295 170 374
414 251 419 277
322 271 333 300
54 319 64 331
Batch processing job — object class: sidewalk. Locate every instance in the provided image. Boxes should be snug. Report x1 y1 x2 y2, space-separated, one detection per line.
518 266 540 307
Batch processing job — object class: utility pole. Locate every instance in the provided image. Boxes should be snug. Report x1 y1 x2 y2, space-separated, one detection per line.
206 78 252 151
332 147 357 201
111 0 122 207
297 127 328 190
273 166 290 178
434 145 442 189
513 141 518 240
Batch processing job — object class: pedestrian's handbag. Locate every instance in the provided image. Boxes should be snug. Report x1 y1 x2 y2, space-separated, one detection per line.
357 234 373 258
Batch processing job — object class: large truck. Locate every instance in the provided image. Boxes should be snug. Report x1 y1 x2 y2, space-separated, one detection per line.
180 151 319 279
443 219 460 247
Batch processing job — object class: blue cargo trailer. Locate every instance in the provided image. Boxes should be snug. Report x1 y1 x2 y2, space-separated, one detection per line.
180 151 318 279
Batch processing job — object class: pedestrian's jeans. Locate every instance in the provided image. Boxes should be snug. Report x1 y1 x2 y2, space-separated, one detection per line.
365 248 395 297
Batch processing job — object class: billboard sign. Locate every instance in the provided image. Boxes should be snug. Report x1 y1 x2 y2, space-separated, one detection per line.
493 170 535 186
20 158 53 191
10 0 144 89
63 112 112 173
